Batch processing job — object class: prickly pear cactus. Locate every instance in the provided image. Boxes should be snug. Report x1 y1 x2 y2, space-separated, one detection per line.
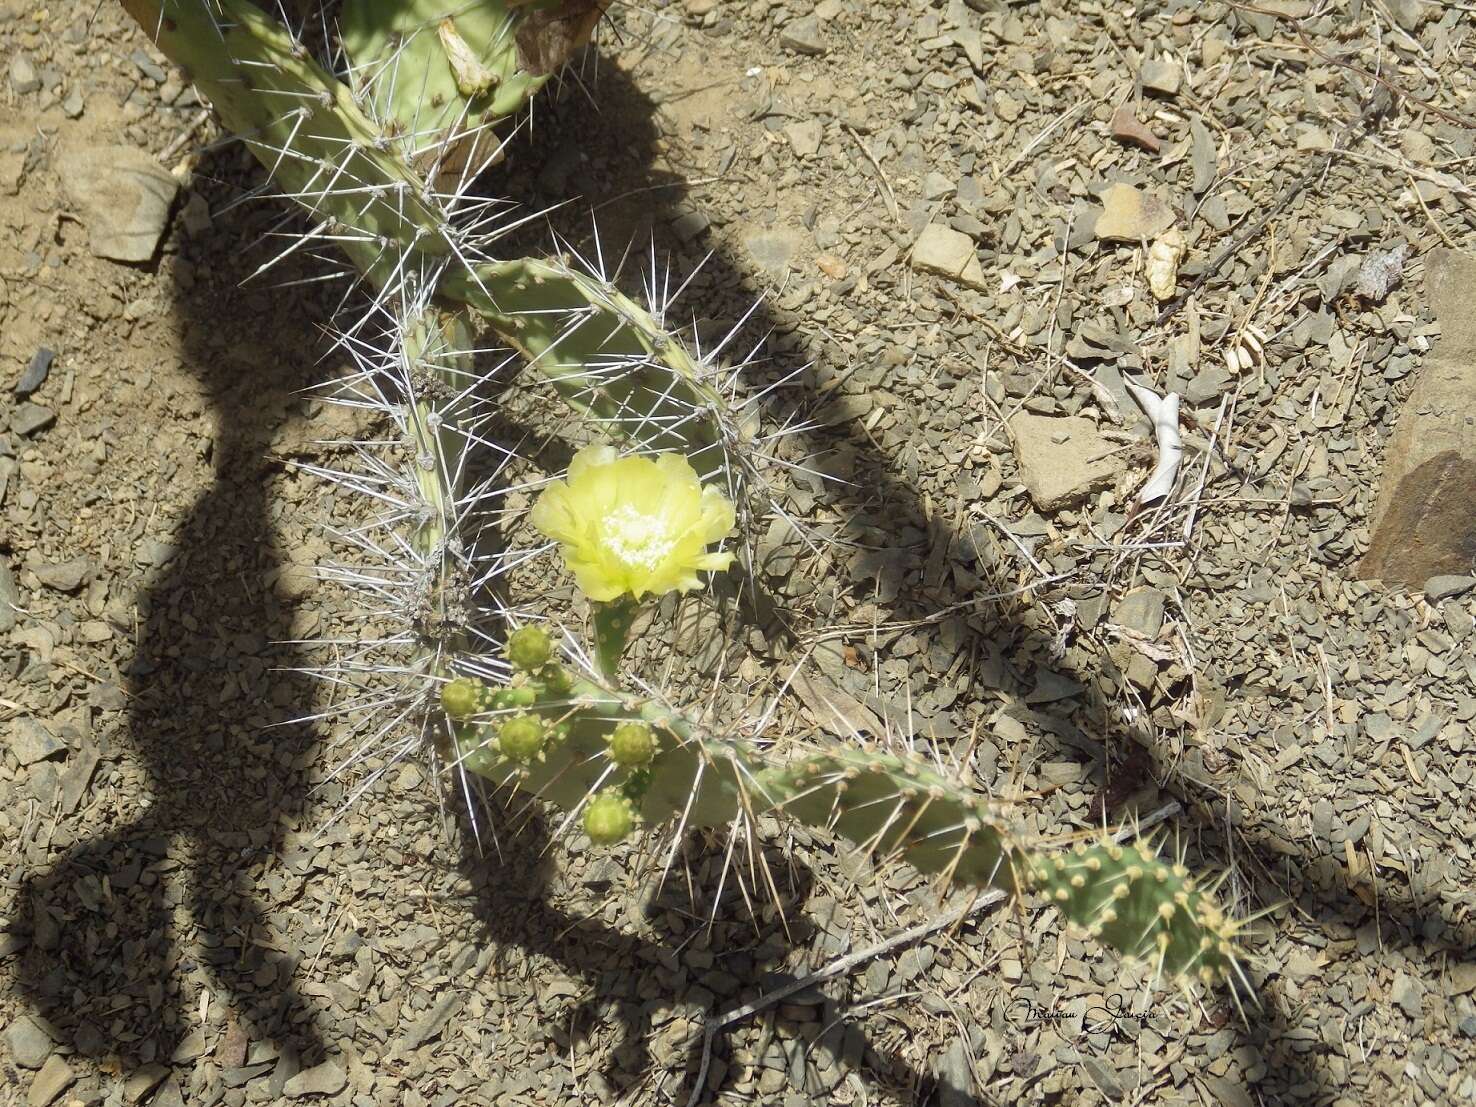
121 0 1248 1039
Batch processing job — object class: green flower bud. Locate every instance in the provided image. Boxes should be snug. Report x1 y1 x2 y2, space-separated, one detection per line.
583 791 635 845
506 625 553 671
607 721 657 768
440 677 483 720
497 714 546 762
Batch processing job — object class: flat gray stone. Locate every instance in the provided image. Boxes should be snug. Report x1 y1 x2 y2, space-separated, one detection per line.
1392 971 1424 1017
780 17 826 54
1360 248 1476 585
124 1063 169 1103
26 1055 74 1107
911 223 985 290
1113 587 1167 637
5 1014 53 1069
58 144 179 263
0 560 19 633
10 53 40 94
1426 574 1475 601
784 118 822 159
15 348 53 398
1141 58 1182 95
33 557 91 592
1008 413 1119 511
11 718 67 766
12 402 55 437
742 226 805 274
284 1061 347 1098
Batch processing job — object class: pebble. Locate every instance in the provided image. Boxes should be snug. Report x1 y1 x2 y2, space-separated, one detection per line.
1140 58 1182 95
57 145 180 264
11 718 67 766
1392 972 1424 1017
1094 183 1176 242
10 52 40 94
15 348 53 398
33 557 92 592
1008 413 1119 511
1424 574 1475 602
1112 587 1167 637
779 17 826 55
911 223 986 290
4 1014 54 1069
12 402 56 437
124 1064 169 1103
0 560 19 632
129 49 167 83
935 1036 974 1107
26 1055 74 1107
922 171 955 200
284 1061 348 1098
784 118 822 159
742 226 805 273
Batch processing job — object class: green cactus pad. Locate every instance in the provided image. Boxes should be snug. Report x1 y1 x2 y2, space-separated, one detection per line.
1027 837 1242 984
337 0 561 185
121 0 455 287
445 259 731 475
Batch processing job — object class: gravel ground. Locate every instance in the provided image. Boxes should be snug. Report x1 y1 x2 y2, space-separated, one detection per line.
3 1 1476 1105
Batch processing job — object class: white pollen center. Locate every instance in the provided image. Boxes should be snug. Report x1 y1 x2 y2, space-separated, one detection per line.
604 505 675 569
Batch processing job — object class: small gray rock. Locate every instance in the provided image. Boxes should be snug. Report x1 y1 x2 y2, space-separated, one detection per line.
12 402 55 437
284 1061 347 1098
911 223 985 290
15 348 53 398
1140 58 1181 96
11 718 67 766
1113 587 1167 637
26 1054 74 1107
780 17 826 54
123 1063 169 1103
129 49 167 83
1392 971 1424 1018
935 1036 974 1107
58 144 180 264
1425 574 1475 602
922 171 956 200
1008 413 1119 511
742 226 806 273
33 557 91 592
0 560 19 633
10 53 40 94
4 1014 53 1069
784 118 823 159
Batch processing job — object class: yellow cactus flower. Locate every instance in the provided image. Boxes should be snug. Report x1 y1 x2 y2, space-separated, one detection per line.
531 445 736 602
